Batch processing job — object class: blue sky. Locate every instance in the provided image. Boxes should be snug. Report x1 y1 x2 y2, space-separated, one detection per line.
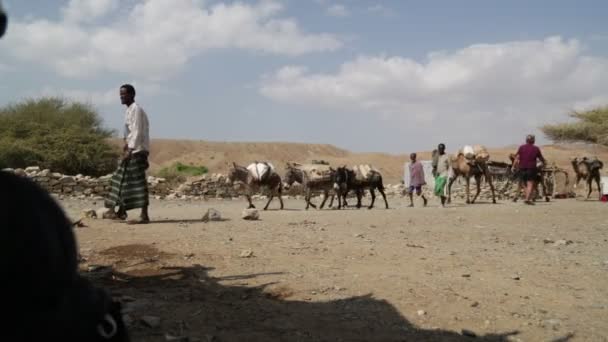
1 0 607 153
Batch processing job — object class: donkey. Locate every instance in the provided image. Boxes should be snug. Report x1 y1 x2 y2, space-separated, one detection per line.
334 166 389 209
227 162 284 210
571 157 603 199
283 163 340 210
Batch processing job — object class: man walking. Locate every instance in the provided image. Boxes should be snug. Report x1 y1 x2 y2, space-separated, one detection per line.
514 134 545 205
105 84 151 224
407 153 428 207
432 143 450 207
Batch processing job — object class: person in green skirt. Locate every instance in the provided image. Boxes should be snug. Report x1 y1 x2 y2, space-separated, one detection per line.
432 143 450 207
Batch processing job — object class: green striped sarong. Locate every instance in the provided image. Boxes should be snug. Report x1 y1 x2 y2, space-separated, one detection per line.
434 176 447 197
105 152 149 210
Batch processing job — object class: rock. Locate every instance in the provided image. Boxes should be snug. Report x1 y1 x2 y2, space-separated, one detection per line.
122 314 134 327
543 239 555 244
202 208 222 222
167 193 178 200
165 334 189 342
461 329 477 337
543 318 561 329
461 274 471 278
141 315 161 328
417 310 426 316
60 176 76 185
511 275 521 280
240 249 254 258
2 168 14 173
83 188 94 195
81 209 97 219
14 168 26 176
242 209 259 220
25 166 40 173
96 208 112 219
471 301 479 307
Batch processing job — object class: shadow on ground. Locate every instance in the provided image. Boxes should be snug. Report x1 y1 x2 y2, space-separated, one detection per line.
84 257 523 341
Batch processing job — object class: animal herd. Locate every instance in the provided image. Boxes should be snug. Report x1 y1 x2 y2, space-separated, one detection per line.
225 154 605 210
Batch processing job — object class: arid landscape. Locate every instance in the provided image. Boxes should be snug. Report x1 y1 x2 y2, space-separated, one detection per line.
65 140 608 342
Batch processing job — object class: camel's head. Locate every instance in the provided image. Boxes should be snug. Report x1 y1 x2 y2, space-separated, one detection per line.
283 167 298 188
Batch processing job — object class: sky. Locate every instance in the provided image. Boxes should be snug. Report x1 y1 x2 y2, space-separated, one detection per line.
1 0 607 153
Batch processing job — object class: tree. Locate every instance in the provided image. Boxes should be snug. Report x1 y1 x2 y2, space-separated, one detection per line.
541 106 608 146
0 97 119 176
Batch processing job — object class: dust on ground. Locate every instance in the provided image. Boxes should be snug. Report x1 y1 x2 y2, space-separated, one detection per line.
65 196 608 342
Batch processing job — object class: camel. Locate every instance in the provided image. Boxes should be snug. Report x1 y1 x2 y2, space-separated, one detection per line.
334 166 389 209
226 162 284 210
283 163 339 210
571 157 603 199
447 154 497 204
508 153 550 202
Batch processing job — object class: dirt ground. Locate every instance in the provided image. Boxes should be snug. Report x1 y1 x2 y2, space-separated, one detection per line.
64 195 608 342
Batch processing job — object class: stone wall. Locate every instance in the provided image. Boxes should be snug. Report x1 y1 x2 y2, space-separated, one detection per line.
0 166 571 202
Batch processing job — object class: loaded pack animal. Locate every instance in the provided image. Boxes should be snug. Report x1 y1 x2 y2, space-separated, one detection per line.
571 157 604 199
1 171 130 341
508 153 550 202
334 165 389 209
283 162 340 210
447 149 497 204
226 162 284 210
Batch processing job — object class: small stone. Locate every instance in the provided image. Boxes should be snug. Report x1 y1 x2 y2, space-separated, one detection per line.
554 239 573 246
471 301 479 307
511 275 520 280
417 310 426 316
242 209 259 220
543 239 555 244
96 208 112 219
25 166 40 172
14 168 26 176
239 249 254 258
141 315 161 328
543 318 561 330
462 274 471 278
202 208 222 222
354 233 364 238
82 209 97 219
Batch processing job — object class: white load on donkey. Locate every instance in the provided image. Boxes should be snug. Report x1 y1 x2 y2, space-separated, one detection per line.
352 164 379 182
246 161 275 182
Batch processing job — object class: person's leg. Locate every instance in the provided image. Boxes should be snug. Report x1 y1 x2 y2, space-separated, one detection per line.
420 188 428 207
408 187 414 207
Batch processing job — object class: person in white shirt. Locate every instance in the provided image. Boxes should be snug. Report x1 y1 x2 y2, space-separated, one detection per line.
105 84 151 224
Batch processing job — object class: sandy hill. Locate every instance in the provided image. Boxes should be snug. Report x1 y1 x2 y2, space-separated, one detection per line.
113 139 608 184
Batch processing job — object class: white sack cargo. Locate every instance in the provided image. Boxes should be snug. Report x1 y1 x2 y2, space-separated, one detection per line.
352 164 378 182
247 162 274 181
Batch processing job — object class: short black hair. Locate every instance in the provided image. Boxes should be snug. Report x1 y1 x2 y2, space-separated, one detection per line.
438 143 446 149
120 84 136 96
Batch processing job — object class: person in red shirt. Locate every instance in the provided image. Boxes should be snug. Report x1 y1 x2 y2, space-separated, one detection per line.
515 134 546 205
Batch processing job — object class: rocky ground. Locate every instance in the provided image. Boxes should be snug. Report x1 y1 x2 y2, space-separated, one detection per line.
63 195 608 342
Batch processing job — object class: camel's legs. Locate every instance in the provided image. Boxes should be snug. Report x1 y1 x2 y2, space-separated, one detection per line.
305 188 317 209
595 175 602 199
447 176 457 204
587 178 593 199
471 175 481 204
486 172 497 204
465 177 471 204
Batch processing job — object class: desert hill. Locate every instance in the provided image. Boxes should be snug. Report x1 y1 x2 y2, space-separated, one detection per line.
113 139 608 184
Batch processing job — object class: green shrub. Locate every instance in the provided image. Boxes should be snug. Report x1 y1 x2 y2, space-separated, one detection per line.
156 162 208 183
0 97 119 175
542 106 608 146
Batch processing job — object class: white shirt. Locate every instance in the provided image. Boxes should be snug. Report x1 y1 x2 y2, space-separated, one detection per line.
124 102 150 153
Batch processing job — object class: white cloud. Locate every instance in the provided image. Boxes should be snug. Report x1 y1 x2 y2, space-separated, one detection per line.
35 82 166 107
326 4 349 17
62 0 119 23
260 36 608 146
367 4 394 17
5 0 342 79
